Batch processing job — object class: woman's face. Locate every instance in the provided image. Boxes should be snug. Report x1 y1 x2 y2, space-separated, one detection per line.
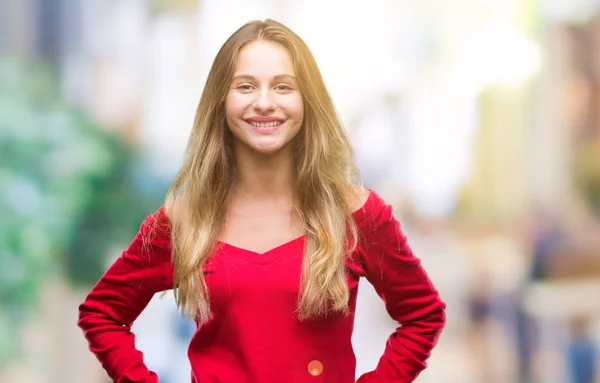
225 40 304 155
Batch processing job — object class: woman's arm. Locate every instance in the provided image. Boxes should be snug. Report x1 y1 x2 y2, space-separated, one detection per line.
77 208 173 383
353 191 446 383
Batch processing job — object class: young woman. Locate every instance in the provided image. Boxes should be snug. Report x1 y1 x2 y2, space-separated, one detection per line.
78 19 446 383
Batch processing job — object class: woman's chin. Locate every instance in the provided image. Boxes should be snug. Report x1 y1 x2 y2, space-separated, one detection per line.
232 134 296 157
246 138 289 155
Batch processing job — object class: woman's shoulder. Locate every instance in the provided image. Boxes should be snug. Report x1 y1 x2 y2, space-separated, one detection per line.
347 184 371 213
347 185 388 213
141 206 171 239
347 185 393 229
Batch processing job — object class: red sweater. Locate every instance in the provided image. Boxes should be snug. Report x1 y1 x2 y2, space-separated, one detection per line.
78 191 446 383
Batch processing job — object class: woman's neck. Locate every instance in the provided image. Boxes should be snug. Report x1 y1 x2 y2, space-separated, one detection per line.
231 145 295 202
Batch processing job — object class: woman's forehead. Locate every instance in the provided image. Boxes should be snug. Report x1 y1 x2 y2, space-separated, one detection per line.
233 40 296 78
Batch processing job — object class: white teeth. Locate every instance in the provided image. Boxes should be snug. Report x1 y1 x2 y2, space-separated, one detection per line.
249 121 283 128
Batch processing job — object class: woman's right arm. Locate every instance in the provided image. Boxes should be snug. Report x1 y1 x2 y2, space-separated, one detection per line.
77 207 174 383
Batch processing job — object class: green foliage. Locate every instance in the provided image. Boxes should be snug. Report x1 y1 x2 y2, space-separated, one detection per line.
0 59 164 367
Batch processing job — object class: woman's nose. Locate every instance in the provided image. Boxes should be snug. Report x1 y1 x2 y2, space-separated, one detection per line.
252 88 276 112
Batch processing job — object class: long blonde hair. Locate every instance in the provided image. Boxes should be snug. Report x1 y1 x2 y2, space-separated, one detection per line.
164 19 360 323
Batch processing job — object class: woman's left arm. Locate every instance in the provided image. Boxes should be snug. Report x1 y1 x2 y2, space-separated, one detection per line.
354 192 446 383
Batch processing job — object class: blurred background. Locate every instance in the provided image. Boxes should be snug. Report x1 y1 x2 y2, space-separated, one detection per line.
1 0 600 382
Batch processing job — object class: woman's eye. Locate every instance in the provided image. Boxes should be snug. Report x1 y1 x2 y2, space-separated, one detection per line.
237 84 254 91
274 84 293 91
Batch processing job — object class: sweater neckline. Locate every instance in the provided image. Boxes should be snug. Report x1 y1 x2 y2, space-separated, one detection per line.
215 190 377 264
217 235 305 265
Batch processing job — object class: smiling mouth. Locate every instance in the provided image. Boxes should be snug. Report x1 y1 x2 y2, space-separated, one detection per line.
247 121 284 128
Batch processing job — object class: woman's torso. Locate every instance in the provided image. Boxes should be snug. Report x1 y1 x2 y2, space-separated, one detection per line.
187 237 361 383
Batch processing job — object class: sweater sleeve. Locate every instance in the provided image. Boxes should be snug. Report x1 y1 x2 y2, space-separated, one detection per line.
354 192 446 383
77 207 174 383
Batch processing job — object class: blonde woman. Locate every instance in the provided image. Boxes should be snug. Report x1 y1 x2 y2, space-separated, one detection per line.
78 19 446 383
